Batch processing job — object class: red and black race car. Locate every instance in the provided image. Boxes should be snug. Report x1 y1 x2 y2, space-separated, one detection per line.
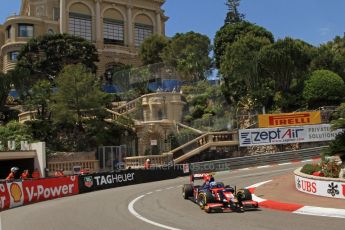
182 173 259 213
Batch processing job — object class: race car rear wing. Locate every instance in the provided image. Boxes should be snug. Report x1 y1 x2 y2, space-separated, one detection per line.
190 173 215 183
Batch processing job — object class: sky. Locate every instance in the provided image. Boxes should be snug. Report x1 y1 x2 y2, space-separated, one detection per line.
1 0 344 46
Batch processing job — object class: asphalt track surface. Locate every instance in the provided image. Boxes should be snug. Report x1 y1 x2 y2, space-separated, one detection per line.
1 163 344 230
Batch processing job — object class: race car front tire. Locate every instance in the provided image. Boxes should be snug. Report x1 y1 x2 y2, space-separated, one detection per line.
237 188 252 201
183 184 193 199
198 191 214 209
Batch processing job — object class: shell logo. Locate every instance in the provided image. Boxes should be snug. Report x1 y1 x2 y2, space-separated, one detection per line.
10 183 22 203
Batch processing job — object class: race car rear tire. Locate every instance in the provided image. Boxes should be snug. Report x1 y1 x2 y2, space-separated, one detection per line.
183 184 193 199
237 188 252 201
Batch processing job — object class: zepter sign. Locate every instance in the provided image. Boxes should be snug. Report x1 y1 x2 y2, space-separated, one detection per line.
239 124 343 147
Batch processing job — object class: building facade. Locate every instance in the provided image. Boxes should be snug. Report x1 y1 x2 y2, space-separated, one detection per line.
0 0 167 75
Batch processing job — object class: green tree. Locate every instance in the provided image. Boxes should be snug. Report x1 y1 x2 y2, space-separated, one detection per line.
161 32 212 81
0 121 33 148
182 81 231 131
311 35 345 81
214 21 274 68
16 34 99 88
303 70 345 108
324 103 345 162
331 103 345 129
258 38 313 111
0 72 11 111
50 64 108 127
24 80 52 120
220 35 273 107
139 34 169 65
225 0 245 24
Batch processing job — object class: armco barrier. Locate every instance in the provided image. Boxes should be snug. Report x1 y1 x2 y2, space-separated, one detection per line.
0 147 327 211
190 146 327 173
0 166 187 211
78 167 187 193
0 176 78 211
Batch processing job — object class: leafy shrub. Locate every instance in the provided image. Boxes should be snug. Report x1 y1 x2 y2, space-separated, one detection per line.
301 164 321 175
321 161 342 178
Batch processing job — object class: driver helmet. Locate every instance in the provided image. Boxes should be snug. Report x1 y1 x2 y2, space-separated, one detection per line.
210 181 217 188
11 167 19 173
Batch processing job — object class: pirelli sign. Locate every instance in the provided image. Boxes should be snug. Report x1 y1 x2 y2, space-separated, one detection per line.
258 111 321 128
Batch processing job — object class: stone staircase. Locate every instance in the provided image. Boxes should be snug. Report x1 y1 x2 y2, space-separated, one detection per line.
106 93 239 165
167 131 239 164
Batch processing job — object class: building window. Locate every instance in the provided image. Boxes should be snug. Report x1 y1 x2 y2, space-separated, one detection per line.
134 24 153 47
6 25 11 39
103 19 124 45
18 24 34 37
53 7 60 21
68 13 92 41
8 51 19 62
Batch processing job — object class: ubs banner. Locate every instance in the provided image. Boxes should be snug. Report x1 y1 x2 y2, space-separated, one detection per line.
295 175 345 199
239 124 343 147
258 111 321 128
0 176 79 211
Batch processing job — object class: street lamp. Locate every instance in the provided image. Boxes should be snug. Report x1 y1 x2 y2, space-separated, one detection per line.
106 71 112 84
162 96 167 119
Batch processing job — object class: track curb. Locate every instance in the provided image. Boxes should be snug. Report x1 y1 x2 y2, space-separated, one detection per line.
247 180 345 219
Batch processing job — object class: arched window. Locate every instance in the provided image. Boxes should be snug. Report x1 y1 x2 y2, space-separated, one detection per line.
68 3 92 41
134 14 153 47
103 9 124 45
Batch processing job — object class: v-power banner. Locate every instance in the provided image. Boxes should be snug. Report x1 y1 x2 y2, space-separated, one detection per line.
239 124 343 147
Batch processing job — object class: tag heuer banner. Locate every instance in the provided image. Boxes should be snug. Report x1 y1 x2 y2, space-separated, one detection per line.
258 111 321 128
239 124 343 147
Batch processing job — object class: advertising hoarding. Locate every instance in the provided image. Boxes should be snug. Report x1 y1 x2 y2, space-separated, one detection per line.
239 124 343 147
0 176 79 210
258 111 321 128
295 175 345 199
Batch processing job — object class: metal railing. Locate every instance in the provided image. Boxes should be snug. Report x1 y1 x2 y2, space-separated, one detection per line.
189 146 327 173
169 131 239 163
124 153 173 168
47 160 99 175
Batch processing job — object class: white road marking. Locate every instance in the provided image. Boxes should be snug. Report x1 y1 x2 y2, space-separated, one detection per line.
251 194 267 203
246 180 272 189
301 159 313 163
257 165 271 169
239 168 250 171
165 187 174 190
146 192 153 195
155 189 163 192
293 206 345 219
128 195 182 230
278 162 292 166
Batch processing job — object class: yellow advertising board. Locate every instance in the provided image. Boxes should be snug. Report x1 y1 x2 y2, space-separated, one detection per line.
258 111 321 128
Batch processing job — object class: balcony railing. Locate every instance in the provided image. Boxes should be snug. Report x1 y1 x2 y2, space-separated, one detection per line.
47 160 100 176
